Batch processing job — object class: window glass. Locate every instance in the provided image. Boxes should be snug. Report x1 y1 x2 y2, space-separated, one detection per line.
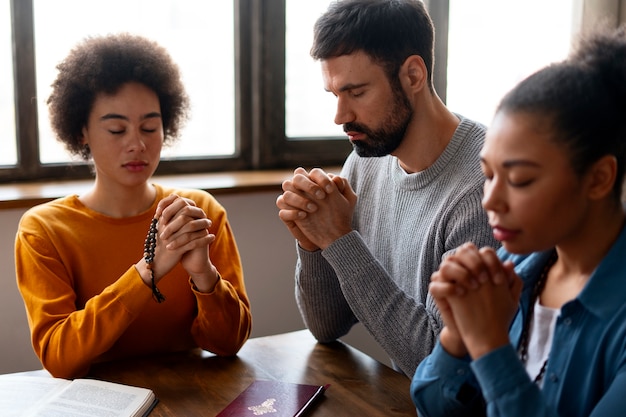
286 0 574 137
285 0 342 138
0 0 16 166
447 0 573 125
33 0 235 164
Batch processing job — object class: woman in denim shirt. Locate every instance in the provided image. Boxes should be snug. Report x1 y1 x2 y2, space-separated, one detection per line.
411 26 626 417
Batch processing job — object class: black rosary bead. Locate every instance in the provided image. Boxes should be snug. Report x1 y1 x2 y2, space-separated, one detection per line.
145 217 165 303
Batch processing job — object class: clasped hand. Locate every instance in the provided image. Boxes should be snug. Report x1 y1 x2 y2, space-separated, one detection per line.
152 194 218 292
429 243 522 360
276 167 357 251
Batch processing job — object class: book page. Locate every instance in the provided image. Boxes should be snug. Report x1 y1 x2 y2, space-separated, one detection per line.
0 375 70 417
0 374 155 417
29 379 155 417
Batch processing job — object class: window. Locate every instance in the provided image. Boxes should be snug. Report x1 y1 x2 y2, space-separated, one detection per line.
0 0 16 166
33 0 236 164
250 0 352 169
426 0 576 127
445 0 573 125
3 0 350 183
285 0 341 138
2 0 579 183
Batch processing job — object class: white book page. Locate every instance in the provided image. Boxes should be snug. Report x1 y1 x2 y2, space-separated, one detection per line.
0 374 70 417
0 374 155 417
29 379 155 417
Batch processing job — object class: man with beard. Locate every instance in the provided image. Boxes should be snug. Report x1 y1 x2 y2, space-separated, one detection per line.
276 0 498 378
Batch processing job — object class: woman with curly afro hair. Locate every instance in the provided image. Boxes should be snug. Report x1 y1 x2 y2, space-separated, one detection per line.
15 33 251 379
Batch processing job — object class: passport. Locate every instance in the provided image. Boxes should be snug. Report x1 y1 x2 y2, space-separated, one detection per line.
217 380 329 417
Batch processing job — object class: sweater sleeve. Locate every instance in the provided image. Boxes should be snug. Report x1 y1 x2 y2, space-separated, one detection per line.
314 192 494 377
294 243 359 343
321 232 442 377
188 200 251 356
15 221 154 378
293 154 361 344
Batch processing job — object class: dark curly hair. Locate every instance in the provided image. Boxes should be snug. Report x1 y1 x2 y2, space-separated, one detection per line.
47 32 190 160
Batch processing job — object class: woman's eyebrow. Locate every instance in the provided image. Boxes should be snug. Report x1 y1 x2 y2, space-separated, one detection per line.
502 159 541 168
99 111 161 121
480 156 541 168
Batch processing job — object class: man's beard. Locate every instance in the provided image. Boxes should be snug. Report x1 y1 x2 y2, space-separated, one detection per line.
344 86 413 157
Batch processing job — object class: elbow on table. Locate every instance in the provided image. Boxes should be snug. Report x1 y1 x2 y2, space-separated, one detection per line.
203 323 252 357
42 358 90 380
36 341 90 379
304 325 350 345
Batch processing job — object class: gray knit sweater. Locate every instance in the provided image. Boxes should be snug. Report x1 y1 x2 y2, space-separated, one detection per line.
294 116 499 377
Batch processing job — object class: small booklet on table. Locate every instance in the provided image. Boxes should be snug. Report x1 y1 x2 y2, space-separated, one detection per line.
0 372 157 417
217 379 329 417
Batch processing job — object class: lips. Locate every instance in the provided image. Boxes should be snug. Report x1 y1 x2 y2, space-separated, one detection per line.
345 131 365 141
490 224 519 242
123 161 148 171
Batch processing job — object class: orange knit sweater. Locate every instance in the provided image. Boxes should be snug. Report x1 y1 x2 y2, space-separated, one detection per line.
15 184 251 378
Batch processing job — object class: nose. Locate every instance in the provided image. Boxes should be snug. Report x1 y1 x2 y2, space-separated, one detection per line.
334 96 355 126
481 177 507 213
126 129 147 153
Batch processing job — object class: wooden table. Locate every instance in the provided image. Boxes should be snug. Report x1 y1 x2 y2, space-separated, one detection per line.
87 330 417 416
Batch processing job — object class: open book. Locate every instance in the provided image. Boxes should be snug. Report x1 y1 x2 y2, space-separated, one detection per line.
0 372 157 417
217 380 329 417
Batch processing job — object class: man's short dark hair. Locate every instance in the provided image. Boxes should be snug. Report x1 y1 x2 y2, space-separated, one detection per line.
311 0 435 88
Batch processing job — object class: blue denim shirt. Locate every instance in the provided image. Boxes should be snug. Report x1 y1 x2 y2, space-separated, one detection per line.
411 225 626 417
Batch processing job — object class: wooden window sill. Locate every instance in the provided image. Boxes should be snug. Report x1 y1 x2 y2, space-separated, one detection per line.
0 169 321 210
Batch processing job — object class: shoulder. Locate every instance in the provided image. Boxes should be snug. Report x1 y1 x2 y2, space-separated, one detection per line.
20 196 77 224
455 114 487 138
17 197 82 243
450 115 487 158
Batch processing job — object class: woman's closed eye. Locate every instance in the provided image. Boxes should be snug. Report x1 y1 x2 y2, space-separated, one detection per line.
508 175 535 187
108 127 158 134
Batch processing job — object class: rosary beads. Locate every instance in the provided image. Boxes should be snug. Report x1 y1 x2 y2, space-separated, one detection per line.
144 217 166 303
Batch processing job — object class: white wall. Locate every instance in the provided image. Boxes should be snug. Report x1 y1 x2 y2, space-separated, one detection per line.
0 190 388 374
571 0 626 33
